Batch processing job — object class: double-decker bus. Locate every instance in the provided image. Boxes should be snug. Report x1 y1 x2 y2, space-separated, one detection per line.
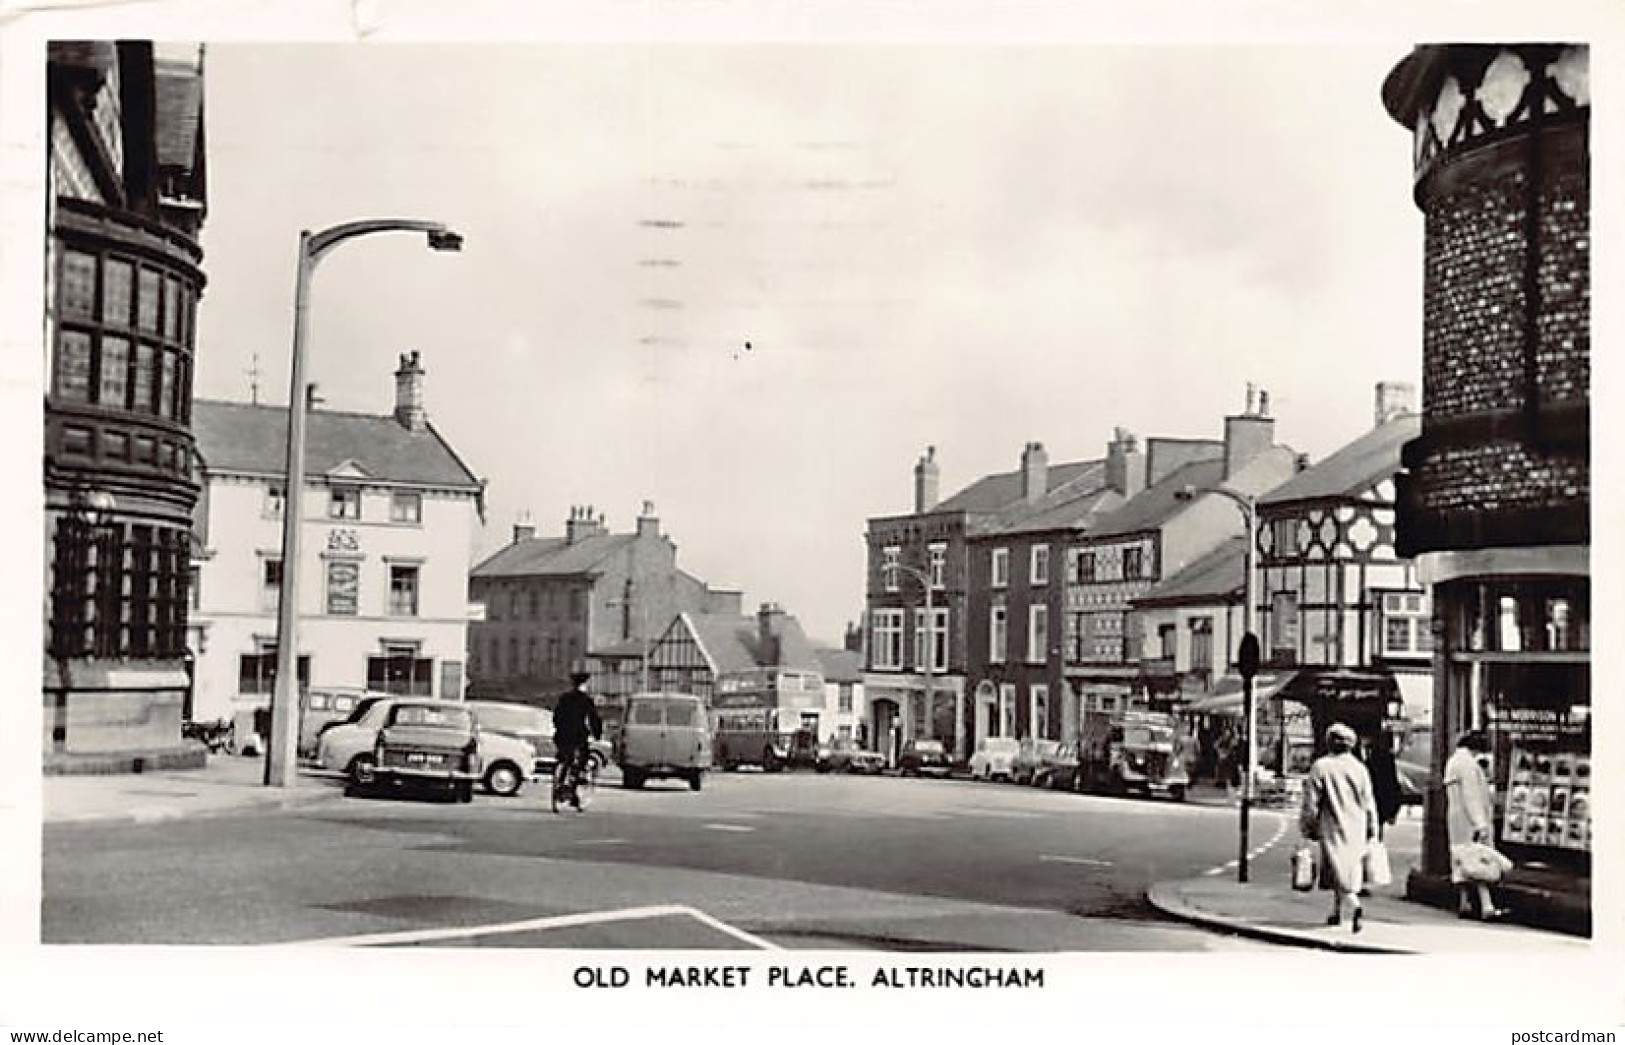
712 707 818 771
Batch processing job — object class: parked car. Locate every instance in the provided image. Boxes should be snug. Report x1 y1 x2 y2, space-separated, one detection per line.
1012 738 1065 786
968 737 1021 782
617 691 712 790
359 700 481 802
317 697 538 797
1035 742 1082 790
816 737 887 775
897 738 953 778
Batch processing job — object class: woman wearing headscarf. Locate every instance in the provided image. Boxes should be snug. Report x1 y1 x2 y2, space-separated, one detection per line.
1445 729 1509 920
1300 722 1378 932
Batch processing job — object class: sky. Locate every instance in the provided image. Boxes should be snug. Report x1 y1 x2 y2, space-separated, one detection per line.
190 41 1428 644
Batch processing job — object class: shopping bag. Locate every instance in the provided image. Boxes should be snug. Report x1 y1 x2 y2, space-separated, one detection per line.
1291 844 1316 892
1363 839 1393 887
1458 841 1514 884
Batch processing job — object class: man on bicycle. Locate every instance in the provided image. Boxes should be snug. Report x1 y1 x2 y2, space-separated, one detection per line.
552 670 603 808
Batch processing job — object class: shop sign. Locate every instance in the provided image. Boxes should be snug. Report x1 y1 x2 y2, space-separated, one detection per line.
1485 704 1590 742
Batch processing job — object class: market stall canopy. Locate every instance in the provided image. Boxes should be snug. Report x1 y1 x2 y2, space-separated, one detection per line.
1182 671 1297 716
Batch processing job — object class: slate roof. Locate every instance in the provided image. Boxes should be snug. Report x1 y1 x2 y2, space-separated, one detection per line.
684 611 823 676
985 461 1119 535
936 458 1103 515
153 58 203 172
1087 459 1227 539
470 532 636 579
1137 536 1245 606
192 399 481 490
813 647 863 684
1261 414 1419 505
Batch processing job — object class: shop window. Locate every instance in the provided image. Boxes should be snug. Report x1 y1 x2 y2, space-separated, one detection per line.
238 650 309 695
1457 580 1590 653
367 648 432 696
1479 661 1591 860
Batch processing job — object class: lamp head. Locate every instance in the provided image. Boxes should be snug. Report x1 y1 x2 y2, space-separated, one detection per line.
427 228 463 252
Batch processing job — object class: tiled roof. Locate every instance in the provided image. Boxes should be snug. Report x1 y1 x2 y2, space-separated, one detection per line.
936 458 1102 515
813 647 863 684
1137 537 1245 605
471 532 635 578
1260 414 1420 505
684 611 823 677
153 58 203 171
1088 459 1227 538
986 462 1119 535
192 399 481 490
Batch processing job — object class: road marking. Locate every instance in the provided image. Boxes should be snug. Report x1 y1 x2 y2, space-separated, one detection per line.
572 838 629 846
279 903 782 950
1039 854 1112 867
1200 811 1291 877
703 823 755 833
948 809 1046 819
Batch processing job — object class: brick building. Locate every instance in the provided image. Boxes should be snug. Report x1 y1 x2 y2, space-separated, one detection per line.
43 43 209 770
1383 44 1590 931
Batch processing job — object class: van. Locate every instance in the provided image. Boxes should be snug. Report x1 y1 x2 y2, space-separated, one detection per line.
298 688 383 759
617 692 712 791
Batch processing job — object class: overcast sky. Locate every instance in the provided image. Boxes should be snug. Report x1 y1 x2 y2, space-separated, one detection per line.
193 42 1427 643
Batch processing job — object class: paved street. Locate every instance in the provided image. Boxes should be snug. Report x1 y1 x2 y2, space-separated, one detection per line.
45 769 1288 951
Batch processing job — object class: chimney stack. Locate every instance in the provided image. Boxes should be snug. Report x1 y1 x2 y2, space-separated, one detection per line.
393 350 427 432
1374 381 1416 425
512 512 536 544
757 602 785 666
913 446 940 513
1224 384 1276 479
1020 441 1049 502
636 500 660 538
565 504 605 544
1105 427 1146 498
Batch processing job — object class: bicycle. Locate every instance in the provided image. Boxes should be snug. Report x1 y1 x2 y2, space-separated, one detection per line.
550 748 598 814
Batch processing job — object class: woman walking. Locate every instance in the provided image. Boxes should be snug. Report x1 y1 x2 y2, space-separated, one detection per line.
1300 722 1379 932
1445 730 1509 920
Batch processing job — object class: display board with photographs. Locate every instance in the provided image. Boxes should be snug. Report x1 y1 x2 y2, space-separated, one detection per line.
1503 746 1591 851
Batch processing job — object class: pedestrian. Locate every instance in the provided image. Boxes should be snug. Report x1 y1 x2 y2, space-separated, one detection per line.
1300 722 1378 933
1445 729 1509 920
1365 729 1404 841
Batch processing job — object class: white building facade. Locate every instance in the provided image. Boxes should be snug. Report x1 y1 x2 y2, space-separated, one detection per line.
188 352 483 734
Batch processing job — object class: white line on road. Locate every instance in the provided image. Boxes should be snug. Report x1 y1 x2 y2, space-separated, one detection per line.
572 838 629 845
703 823 756 833
277 904 782 950
1039 854 1112 867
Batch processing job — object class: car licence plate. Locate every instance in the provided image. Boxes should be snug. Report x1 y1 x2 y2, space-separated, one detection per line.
406 752 444 766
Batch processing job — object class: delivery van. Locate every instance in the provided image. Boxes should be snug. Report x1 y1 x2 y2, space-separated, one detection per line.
617 691 712 791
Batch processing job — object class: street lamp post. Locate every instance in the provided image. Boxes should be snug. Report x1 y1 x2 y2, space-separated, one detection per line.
265 219 463 787
881 562 935 750
1207 486 1260 883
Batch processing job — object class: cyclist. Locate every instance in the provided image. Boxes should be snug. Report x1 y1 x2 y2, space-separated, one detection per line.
551 670 603 808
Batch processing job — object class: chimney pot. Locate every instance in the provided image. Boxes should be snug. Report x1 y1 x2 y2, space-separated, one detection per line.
913 446 941 513
393 351 428 432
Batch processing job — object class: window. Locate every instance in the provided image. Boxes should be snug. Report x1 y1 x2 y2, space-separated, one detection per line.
913 607 949 672
61 250 96 319
1190 617 1214 672
1076 550 1096 583
1123 546 1145 580
991 548 1009 588
882 546 901 591
264 484 285 518
1031 684 1049 740
389 565 420 616
1380 591 1433 656
928 542 946 589
238 650 309 695
1028 604 1049 662
838 683 854 713
1159 623 1177 660
188 565 200 611
367 647 432 696
390 490 422 524
103 259 133 328
55 331 92 402
1031 545 1050 585
131 344 155 412
1272 592 1300 652
998 684 1017 738
871 609 904 669
137 268 161 333
329 486 361 520
1068 611 1087 662
1272 518 1300 556
99 336 129 408
989 604 1008 663
157 350 175 419
261 558 282 614
325 561 359 616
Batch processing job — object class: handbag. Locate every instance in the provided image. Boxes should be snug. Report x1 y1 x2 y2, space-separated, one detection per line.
1291 844 1316 892
1363 839 1393 887
1458 841 1514 884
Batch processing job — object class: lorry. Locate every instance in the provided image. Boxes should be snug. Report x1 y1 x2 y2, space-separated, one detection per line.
1076 708 1190 801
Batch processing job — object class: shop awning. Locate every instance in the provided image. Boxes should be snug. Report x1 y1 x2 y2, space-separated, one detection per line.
1182 671 1297 716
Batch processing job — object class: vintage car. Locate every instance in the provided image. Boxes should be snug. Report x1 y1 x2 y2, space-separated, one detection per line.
815 737 887 775
358 700 482 802
298 687 383 759
897 738 954 778
1012 738 1070 787
967 737 1021 782
318 697 538 797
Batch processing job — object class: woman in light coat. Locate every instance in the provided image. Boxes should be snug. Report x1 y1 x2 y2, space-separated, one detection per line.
1445 730 1508 920
1300 722 1378 933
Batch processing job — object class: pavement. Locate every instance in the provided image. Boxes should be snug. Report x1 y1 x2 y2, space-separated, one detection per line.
43 750 346 825
42 759 1590 954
